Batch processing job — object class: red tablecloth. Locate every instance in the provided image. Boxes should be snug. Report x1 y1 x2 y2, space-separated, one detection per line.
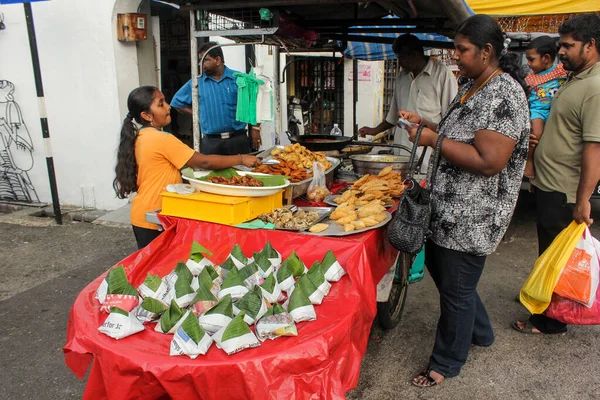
64 216 399 400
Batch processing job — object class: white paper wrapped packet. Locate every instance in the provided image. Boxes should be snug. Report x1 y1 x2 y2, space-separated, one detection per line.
252 251 274 278
256 304 298 341
170 312 213 359
232 287 269 325
227 244 250 270
170 262 196 309
190 277 219 317
218 268 249 301
321 250 346 282
198 294 234 334
294 274 325 305
155 300 191 334
137 273 172 305
306 261 332 298
259 273 285 304
238 262 262 290
276 262 296 293
259 241 282 269
132 297 168 323
185 241 215 275
284 283 317 323
98 307 145 340
95 265 140 313
212 312 261 355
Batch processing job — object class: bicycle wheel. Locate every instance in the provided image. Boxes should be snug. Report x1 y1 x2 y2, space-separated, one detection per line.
377 252 412 329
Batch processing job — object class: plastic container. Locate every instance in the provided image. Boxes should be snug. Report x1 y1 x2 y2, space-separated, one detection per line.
330 123 342 136
160 190 283 225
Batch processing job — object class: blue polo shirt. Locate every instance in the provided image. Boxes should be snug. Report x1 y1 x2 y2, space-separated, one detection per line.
170 66 246 135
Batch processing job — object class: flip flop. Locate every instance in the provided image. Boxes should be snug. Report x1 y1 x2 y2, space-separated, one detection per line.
512 320 542 335
411 367 444 388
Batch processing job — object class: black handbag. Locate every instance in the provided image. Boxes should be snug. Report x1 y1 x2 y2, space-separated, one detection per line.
388 125 444 254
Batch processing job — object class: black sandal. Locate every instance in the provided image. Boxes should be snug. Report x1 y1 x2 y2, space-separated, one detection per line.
412 367 444 388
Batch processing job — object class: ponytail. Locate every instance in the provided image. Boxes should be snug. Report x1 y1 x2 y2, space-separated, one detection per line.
113 116 138 198
112 86 158 199
499 52 529 93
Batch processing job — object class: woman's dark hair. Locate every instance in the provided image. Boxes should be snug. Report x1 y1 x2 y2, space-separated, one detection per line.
456 14 528 93
199 41 225 63
113 86 158 199
392 34 424 55
558 13 600 52
527 36 558 60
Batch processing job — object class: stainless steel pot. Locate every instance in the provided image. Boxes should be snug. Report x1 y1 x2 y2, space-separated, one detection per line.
349 154 412 176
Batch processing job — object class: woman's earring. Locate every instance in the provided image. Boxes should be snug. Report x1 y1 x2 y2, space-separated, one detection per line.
483 56 488 65
150 120 154 127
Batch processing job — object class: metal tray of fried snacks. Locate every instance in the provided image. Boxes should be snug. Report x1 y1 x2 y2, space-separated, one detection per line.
258 206 334 232
303 211 392 236
239 146 340 198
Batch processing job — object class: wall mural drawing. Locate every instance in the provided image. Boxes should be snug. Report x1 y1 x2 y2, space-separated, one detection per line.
0 80 39 203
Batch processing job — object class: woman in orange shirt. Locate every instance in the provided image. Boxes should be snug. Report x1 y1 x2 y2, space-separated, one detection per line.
113 86 261 249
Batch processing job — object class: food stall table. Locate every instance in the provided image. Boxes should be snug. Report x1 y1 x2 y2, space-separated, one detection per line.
64 215 399 400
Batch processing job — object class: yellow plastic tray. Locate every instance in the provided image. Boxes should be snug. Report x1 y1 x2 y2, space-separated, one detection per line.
160 190 283 225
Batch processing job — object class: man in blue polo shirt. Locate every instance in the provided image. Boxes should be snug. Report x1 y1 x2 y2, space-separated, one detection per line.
171 42 261 155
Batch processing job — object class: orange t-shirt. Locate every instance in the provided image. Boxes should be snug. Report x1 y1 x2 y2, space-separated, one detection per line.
131 128 195 229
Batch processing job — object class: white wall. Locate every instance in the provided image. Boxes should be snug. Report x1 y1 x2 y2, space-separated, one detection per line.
0 0 149 211
344 59 385 136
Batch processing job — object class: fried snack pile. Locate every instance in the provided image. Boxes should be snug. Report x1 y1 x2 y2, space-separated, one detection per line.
258 208 320 230
271 144 333 171
252 161 312 183
328 199 388 233
206 175 264 187
334 165 403 207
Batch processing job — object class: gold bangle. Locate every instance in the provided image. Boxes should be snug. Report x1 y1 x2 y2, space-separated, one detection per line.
252 126 261 131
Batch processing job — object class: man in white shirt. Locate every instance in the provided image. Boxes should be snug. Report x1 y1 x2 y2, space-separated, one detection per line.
360 34 458 170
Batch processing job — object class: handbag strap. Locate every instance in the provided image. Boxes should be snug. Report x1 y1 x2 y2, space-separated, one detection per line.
425 134 445 190
405 124 426 180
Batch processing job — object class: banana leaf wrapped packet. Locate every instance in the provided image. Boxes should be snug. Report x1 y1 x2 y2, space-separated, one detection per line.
198 294 234 334
170 312 213 359
99 306 145 340
212 312 261 355
321 250 346 282
255 303 298 341
218 268 249 301
232 286 269 325
155 299 191 334
185 241 215 275
132 297 168 323
284 280 317 323
95 265 139 313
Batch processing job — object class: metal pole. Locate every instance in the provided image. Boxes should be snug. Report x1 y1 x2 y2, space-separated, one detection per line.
23 1 62 225
273 45 281 145
353 59 358 140
190 10 200 152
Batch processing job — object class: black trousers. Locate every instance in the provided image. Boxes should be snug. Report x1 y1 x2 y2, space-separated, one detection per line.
201 131 251 155
425 241 493 377
132 225 162 249
529 188 573 333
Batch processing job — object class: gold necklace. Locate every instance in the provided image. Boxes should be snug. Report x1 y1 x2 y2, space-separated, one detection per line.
460 68 502 104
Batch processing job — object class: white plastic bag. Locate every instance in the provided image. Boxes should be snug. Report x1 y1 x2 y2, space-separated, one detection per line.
306 161 330 202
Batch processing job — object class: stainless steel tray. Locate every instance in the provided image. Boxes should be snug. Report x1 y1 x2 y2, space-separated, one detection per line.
271 207 334 232
302 211 392 236
323 194 393 209
241 146 340 199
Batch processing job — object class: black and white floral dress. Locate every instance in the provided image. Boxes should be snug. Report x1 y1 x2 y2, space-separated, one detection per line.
429 73 530 256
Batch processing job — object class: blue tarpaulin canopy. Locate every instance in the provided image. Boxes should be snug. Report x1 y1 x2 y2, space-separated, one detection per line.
343 9 474 61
